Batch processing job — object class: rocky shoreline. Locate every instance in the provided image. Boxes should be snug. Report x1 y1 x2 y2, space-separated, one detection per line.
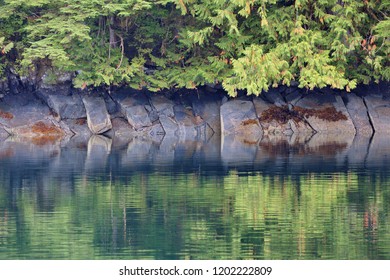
0 73 389 146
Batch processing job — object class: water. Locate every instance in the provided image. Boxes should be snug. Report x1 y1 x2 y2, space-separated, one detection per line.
0 133 390 260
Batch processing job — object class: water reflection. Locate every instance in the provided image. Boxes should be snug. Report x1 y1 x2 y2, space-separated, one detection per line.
0 133 390 259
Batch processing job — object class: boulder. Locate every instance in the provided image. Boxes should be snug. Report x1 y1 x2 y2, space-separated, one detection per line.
190 93 222 135
82 96 112 134
46 94 86 119
363 94 390 134
63 118 92 137
110 117 136 138
220 100 262 142
0 97 72 139
150 95 178 135
114 91 152 130
173 104 198 139
295 94 356 135
342 93 373 137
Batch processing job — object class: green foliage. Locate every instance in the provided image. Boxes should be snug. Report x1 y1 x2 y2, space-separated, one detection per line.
0 0 389 95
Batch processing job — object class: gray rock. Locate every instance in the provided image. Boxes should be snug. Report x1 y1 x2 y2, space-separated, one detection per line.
342 93 373 137
363 94 390 134
63 118 92 137
190 94 222 135
150 95 175 117
150 95 178 134
295 94 356 135
46 94 86 119
220 100 262 142
262 88 286 105
252 97 271 118
111 117 136 137
0 96 73 139
173 104 197 139
114 91 152 130
82 96 112 134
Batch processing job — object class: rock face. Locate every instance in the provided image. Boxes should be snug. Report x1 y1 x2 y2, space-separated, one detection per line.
114 91 152 129
46 94 86 119
2 82 390 143
150 95 178 135
220 100 262 142
363 93 390 134
82 96 112 134
4 119 64 139
253 97 314 136
190 93 222 136
342 93 373 137
173 104 198 139
295 94 356 135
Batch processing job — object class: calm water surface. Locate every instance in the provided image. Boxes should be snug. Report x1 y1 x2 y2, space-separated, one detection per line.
0 134 390 259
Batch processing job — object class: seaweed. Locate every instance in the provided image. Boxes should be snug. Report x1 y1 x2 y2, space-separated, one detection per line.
259 105 348 124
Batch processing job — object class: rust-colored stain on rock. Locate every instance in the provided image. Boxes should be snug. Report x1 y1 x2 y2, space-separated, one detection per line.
31 121 63 135
0 110 14 119
259 105 347 124
241 119 259 126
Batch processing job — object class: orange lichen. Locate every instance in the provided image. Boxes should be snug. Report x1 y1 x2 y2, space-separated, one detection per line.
241 119 259 126
31 121 63 135
259 105 347 124
0 110 14 120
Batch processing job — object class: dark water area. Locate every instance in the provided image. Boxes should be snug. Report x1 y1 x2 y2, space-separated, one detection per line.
0 133 390 260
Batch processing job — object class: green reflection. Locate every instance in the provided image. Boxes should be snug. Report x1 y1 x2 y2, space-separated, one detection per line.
0 170 390 260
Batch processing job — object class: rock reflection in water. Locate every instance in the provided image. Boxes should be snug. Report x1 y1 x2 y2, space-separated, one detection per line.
0 132 389 175
1 132 390 260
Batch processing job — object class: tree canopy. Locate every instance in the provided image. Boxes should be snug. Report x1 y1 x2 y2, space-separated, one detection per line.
0 0 389 96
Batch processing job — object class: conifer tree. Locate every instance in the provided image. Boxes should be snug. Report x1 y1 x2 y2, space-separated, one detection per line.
0 0 388 95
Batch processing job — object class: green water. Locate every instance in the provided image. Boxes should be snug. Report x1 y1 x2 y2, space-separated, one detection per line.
0 136 390 259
